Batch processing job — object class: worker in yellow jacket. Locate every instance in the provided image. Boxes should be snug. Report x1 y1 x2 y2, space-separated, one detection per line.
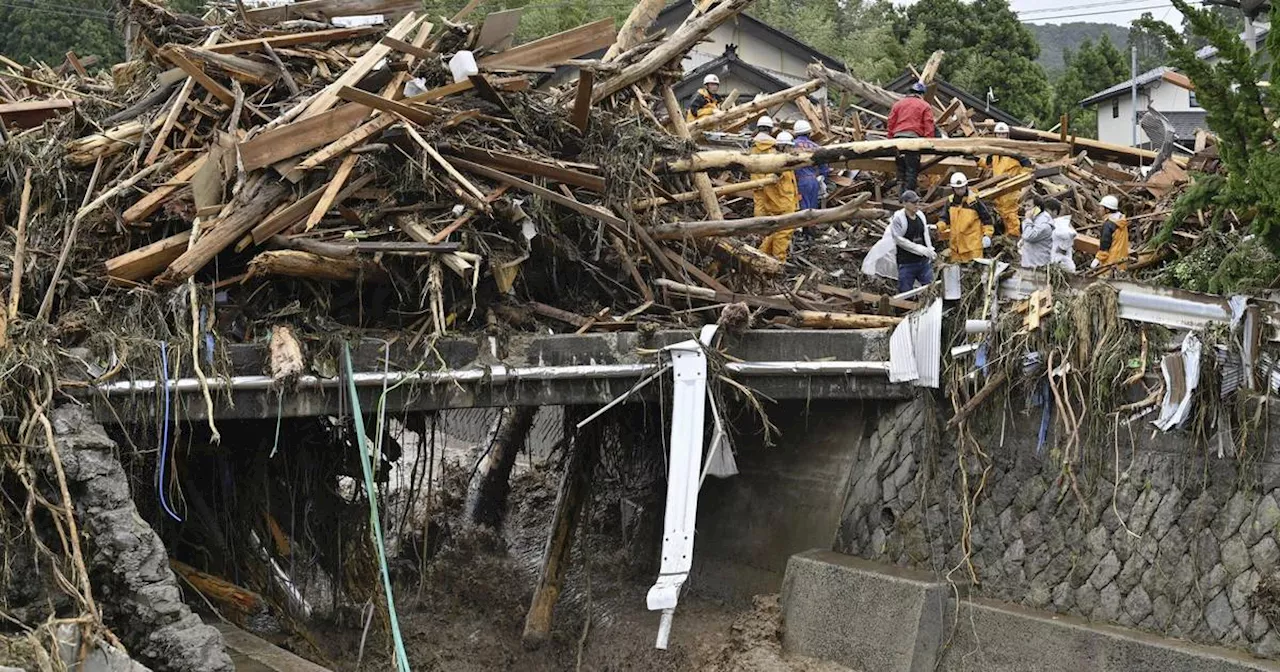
937 172 996 262
1091 194 1130 271
978 122 1032 237
753 129 799 261
685 74 723 122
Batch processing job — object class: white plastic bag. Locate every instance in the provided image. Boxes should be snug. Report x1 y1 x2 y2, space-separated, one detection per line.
1049 214 1077 272
862 228 898 280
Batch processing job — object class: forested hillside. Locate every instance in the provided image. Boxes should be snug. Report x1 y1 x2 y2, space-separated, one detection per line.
1026 21 1129 73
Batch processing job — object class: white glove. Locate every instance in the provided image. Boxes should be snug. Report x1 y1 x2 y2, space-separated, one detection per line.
1090 258 1101 270
926 249 938 261
982 235 992 249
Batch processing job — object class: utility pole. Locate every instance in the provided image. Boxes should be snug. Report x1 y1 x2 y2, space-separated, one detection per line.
1131 46 1139 147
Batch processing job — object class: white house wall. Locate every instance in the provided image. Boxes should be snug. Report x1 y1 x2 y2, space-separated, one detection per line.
1092 80 1200 146
686 21 828 98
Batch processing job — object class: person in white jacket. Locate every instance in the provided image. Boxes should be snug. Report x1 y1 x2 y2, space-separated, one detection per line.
888 190 937 291
1050 209 1078 272
1019 197 1058 268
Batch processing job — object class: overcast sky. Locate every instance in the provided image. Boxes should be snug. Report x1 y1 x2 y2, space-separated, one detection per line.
893 0 1187 28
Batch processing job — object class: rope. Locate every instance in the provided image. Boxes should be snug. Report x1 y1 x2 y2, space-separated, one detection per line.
342 343 411 672
157 342 183 522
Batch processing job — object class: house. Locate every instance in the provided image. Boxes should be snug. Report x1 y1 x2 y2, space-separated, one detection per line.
1079 25 1270 149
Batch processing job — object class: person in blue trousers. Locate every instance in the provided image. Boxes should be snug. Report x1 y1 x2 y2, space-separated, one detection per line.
890 190 937 292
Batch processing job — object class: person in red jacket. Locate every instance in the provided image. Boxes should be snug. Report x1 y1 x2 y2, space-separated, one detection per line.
886 81 936 196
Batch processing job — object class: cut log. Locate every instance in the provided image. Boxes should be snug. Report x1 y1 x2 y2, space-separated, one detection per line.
591 0 754 104
806 63 902 109
631 175 777 211
603 0 665 62
687 79 822 132
155 180 290 287
247 249 385 281
978 120 1182 168
481 18 615 69
661 137 1069 174
170 560 267 627
647 195 878 240
522 412 597 650
465 406 537 528
655 278 796 311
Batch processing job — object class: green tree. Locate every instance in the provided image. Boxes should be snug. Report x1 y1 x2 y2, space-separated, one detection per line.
748 0 907 83
1052 34 1127 137
1137 0 1280 256
1127 12 1169 72
0 0 123 66
890 0 1052 125
1182 4 1243 50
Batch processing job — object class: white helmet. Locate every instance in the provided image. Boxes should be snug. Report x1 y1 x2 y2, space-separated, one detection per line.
756 115 775 129
949 172 969 188
776 131 794 145
793 119 812 135
1100 195 1120 211
993 122 1010 135
703 74 720 85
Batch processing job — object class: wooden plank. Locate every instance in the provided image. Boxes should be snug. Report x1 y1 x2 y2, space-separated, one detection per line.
402 125 488 211
303 154 358 231
123 154 209 224
207 27 380 54
181 48 280 87
380 36 435 60
475 8 522 52
448 146 605 192
144 77 196 165
105 230 205 282
248 173 376 245
162 47 235 106
450 157 626 232
0 98 75 129
480 18 615 69
214 623 333 672
570 70 594 133
1161 70 1195 91
237 103 369 171
336 85 435 125
155 180 291 287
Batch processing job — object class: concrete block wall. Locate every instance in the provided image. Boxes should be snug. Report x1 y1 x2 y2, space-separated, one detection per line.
836 394 1280 660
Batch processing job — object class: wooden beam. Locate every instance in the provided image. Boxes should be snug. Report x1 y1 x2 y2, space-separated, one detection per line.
403 124 489 213
481 18 616 69
178 47 280 87
450 157 627 233
303 154 359 231
298 13 423 120
243 0 417 23
687 79 822 132
647 195 877 240
602 0 665 62
208 27 380 54
154 179 291 287
247 173 376 245
0 99 75 129
123 154 209 225
631 175 777 211
336 85 435 125
161 47 235 106
570 70 594 133
807 63 901 109
446 146 605 192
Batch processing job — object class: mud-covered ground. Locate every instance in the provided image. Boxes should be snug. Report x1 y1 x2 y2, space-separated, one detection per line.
305 452 849 672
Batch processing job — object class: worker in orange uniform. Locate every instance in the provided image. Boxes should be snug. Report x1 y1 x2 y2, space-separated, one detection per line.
937 172 995 262
686 74 723 122
1091 195 1130 271
978 122 1032 237
886 81 935 196
752 127 798 261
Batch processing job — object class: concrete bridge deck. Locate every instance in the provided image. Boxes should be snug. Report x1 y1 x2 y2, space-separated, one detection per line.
76 329 909 421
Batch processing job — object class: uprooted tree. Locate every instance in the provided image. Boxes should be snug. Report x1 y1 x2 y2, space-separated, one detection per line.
1139 1 1280 265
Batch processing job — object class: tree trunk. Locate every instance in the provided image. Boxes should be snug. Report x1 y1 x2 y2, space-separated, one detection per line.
602 0 665 62
465 406 538 529
660 137 1069 174
806 63 902 109
647 195 880 240
522 409 597 650
658 84 723 220
781 310 903 329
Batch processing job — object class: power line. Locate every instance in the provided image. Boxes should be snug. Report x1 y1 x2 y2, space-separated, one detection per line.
0 0 115 19
1019 1 1203 21
1017 0 1167 16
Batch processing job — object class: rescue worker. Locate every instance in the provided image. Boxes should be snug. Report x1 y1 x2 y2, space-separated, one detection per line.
937 172 995 263
978 121 1032 237
686 74 723 122
890 190 937 292
755 114 776 137
885 81 935 196
1019 197 1058 269
1092 194 1130 271
792 120 829 211
752 128 799 261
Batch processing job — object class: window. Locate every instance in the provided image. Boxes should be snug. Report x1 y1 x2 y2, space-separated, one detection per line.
1190 91 1200 108
1112 98 1120 119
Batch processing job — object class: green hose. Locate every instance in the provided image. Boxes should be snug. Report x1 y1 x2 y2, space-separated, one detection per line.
343 343 411 672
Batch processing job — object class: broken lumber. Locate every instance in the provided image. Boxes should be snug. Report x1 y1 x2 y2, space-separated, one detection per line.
631 175 778 211
806 63 902 109
777 311 903 329
482 18 616 69
647 195 878 240
247 250 384 281
659 84 723 220
154 180 290 287
687 79 822 132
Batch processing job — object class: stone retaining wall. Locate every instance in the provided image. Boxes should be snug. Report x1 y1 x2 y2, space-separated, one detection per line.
836 394 1280 660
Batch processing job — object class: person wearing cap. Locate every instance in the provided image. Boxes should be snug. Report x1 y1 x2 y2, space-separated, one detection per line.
890 190 936 291
686 74 723 122
1092 195 1130 270
755 114 776 136
978 122 1032 237
792 119 829 212
751 127 798 260
937 172 995 262
1019 196 1058 269
885 81 935 196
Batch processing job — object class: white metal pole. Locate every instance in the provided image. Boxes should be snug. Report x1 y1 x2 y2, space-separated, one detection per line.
1131 46 1139 147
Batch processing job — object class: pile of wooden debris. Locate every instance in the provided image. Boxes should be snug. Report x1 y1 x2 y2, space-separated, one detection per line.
0 0 1227 349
